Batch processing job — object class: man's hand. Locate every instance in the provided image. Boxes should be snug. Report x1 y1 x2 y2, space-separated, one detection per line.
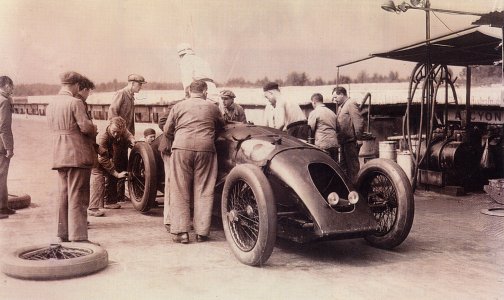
5 149 13 158
115 171 128 179
129 139 137 148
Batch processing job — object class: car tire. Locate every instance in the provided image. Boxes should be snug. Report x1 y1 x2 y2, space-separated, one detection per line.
7 194 31 210
221 164 277 266
128 142 157 212
357 158 414 249
1 242 108 280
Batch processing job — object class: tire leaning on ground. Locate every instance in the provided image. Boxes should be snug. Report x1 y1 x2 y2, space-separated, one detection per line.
127 142 157 212
221 164 277 266
1 243 108 280
7 194 31 210
356 158 415 249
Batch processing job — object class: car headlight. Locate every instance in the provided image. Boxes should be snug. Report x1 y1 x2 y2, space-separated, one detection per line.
327 192 339 206
348 191 359 204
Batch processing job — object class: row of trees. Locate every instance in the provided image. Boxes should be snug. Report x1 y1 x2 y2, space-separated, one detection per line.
12 67 501 97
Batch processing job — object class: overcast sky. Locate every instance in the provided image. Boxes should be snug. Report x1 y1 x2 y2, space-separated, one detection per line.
0 0 502 85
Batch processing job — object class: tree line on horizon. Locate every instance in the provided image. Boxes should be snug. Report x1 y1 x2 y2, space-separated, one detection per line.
11 66 501 97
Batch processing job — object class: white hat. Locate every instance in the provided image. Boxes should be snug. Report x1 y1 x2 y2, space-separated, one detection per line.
177 43 194 56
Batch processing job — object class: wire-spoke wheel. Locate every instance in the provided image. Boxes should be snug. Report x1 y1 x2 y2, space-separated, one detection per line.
128 142 157 212
1 243 108 280
222 164 276 266
357 158 414 249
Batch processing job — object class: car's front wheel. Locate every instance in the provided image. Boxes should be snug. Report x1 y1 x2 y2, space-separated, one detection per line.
221 164 277 266
128 142 157 212
357 158 414 249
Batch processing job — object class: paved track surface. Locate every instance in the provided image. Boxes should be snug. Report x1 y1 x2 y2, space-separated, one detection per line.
1 115 503 299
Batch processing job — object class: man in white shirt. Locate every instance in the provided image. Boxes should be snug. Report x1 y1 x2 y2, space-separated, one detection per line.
177 43 218 102
263 82 309 139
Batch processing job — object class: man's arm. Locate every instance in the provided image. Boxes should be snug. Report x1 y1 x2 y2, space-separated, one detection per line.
275 102 286 131
72 100 97 137
158 111 169 130
108 91 123 119
307 110 317 131
349 100 364 139
0 99 13 157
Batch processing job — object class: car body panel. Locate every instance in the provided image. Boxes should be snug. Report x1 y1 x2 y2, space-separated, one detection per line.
150 123 380 242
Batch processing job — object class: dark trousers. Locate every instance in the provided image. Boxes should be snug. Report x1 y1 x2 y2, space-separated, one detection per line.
110 140 128 203
340 142 360 185
0 156 10 210
56 167 91 241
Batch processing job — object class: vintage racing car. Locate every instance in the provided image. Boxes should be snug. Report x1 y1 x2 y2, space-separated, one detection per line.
127 123 414 266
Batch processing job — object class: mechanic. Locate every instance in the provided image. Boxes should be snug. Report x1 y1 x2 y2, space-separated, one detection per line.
177 43 218 102
108 74 146 204
308 93 339 160
163 80 225 244
0 76 15 219
219 89 247 123
263 82 310 139
88 117 134 217
46 71 98 245
143 128 156 144
333 86 364 184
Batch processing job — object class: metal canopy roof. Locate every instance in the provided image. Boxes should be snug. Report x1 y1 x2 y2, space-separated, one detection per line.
371 27 502 66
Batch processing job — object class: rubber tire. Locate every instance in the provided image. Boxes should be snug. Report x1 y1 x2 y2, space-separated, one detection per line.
357 158 415 249
221 164 277 266
128 142 157 212
1 242 108 280
7 194 31 210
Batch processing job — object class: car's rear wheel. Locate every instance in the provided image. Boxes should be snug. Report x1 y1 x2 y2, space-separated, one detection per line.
357 158 414 249
128 142 157 212
221 164 276 266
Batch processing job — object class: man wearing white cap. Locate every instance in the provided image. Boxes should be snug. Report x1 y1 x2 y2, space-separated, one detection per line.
177 43 218 102
107 74 144 206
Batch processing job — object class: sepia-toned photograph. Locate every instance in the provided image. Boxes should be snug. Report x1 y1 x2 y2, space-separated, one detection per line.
0 0 503 299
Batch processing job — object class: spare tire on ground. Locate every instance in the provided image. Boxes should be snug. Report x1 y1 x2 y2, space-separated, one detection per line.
1 242 108 280
7 194 31 210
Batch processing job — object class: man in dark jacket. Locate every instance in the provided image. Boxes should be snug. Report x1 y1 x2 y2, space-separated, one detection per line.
164 80 225 243
333 86 364 184
0 76 15 219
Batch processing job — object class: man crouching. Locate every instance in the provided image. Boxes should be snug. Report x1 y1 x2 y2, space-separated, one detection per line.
88 117 135 216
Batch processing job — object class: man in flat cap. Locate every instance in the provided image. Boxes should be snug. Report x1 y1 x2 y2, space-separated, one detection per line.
263 82 309 139
177 43 218 102
107 74 144 206
46 71 99 244
219 89 247 123
0 76 15 219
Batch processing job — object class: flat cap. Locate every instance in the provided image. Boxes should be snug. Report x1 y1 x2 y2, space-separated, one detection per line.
128 74 147 84
144 128 156 136
177 42 195 56
263 82 279 92
220 90 236 99
60 71 83 85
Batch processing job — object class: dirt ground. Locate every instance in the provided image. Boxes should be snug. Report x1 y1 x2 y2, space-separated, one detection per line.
1 115 503 300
